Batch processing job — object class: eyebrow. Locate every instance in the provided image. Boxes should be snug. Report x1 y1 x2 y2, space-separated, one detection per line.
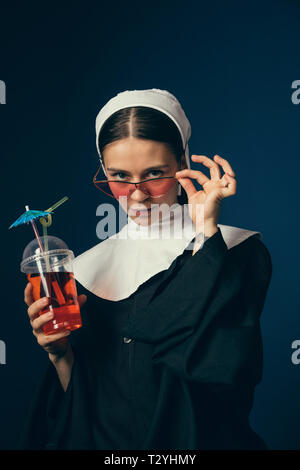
106 164 170 173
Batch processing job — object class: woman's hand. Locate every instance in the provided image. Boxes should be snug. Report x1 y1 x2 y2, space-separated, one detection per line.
24 282 87 360
175 154 237 233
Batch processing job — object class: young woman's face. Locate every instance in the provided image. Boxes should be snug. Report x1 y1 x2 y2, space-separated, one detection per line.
103 136 187 225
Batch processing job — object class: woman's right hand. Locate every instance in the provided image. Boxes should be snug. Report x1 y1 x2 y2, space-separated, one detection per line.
24 282 87 360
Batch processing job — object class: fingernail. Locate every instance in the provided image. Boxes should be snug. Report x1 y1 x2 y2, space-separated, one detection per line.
47 311 53 318
42 297 48 304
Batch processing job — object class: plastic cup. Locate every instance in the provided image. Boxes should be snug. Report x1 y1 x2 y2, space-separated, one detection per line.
21 235 82 335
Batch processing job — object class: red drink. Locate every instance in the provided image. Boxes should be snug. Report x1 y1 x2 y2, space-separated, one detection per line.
27 271 82 335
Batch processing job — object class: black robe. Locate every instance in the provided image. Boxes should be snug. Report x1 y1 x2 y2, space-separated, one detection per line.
18 227 272 450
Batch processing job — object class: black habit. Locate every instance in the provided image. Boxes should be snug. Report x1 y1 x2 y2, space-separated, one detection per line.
18 227 272 450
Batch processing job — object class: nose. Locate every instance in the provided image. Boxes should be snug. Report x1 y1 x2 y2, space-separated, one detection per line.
129 187 149 202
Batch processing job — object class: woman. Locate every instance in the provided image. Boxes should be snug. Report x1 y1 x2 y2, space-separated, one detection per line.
21 88 272 450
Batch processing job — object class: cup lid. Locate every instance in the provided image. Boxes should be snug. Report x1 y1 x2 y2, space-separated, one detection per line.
21 236 69 261
20 236 74 273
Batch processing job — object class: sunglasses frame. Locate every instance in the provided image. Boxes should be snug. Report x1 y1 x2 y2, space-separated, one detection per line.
93 163 182 199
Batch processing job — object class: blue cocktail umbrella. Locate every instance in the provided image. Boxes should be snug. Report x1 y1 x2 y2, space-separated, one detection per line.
9 197 68 254
8 209 54 229
9 206 54 256
9 206 54 301
9 197 69 266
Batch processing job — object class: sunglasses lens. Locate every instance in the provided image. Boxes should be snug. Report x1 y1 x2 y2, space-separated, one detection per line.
108 182 133 198
94 181 131 198
141 178 176 197
94 178 176 198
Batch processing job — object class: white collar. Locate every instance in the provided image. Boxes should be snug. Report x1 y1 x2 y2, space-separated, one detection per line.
73 204 261 301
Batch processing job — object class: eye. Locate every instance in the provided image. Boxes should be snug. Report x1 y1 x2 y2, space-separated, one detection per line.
148 170 163 178
111 172 127 180
111 170 164 180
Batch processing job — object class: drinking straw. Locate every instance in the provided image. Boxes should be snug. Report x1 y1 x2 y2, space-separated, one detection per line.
35 247 54 315
25 206 45 254
46 196 69 213
25 205 52 276
39 196 69 254
51 277 66 304
42 223 50 255
26 197 69 314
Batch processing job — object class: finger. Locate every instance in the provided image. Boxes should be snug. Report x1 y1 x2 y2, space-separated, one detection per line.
177 177 198 199
31 309 54 332
221 173 237 196
213 155 236 177
36 330 71 348
175 169 210 187
27 297 49 322
78 294 87 308
24 282 34 307
191 155 222 180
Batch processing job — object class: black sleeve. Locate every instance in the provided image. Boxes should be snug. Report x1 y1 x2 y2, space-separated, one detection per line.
17 355 75 449
121 227 272 387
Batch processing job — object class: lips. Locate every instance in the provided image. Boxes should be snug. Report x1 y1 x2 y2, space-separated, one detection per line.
130 208 152 216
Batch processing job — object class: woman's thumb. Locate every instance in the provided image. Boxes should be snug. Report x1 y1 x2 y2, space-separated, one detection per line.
78 294 87 306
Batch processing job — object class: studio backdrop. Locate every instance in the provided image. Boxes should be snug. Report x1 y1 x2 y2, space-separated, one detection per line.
1 0 300 450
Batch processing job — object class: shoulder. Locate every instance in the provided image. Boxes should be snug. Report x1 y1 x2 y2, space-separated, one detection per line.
228 233 272 283
201 225 272 282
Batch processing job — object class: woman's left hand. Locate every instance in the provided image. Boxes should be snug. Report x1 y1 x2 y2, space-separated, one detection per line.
175 154 237 232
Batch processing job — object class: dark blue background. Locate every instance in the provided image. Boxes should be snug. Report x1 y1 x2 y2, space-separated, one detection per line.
1 0 299 450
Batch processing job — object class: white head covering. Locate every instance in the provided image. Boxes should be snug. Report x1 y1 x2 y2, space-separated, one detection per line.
95 88 192 196
73 88 262 301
